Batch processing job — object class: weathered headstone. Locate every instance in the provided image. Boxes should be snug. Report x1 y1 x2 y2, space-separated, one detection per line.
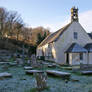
31 54 48 91
31 54 37 67
34 71 47 91
27 60 31 65
16 58 24 65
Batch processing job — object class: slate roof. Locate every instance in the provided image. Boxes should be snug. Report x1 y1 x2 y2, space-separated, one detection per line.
38 23 71 47
84 43 92 52
88 33 92 39
65 43 88 53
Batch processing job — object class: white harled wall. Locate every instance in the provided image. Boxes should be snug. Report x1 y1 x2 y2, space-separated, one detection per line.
37 21 92 65
54 21 92 64
88 53 92 64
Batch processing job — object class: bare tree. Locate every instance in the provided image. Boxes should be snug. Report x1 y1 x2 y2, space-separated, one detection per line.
0 7 9 39
14 19 24 41
6 11 22 39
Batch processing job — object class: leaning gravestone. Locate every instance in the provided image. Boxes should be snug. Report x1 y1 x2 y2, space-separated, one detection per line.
31 54 47 91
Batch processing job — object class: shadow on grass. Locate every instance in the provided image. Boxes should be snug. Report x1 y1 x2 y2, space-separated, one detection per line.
28 86 50 92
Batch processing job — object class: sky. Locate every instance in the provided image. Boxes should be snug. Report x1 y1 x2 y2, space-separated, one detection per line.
0 0 92 32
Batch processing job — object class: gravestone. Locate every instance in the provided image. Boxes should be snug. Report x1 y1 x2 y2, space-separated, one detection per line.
81 71 92 75
31 54 37 68
27 60 31 65
34 71 47 91
31 54 47 91
0 72 12 79
46 70 71 79
16 58 24 65
24 66 33 70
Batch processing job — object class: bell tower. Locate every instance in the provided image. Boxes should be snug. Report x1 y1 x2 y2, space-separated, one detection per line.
71 6 79 22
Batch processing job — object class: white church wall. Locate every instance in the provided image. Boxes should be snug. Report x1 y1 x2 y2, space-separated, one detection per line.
83 53 88 64
88 53 92 64
71 53 87 65
69 53 72 65
72 53 80 65
71 22 92 46
37 42 56 61
54 21 92 65
54 24 72 64
36 47 43 56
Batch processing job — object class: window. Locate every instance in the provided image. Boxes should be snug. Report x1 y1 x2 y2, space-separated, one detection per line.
80 53 83 60
74 32 78 39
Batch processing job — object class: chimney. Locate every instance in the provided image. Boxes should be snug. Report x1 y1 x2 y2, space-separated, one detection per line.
71 6 79 22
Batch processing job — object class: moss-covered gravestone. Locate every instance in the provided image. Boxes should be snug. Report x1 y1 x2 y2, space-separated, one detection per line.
34 71 47 91
31 54 48 91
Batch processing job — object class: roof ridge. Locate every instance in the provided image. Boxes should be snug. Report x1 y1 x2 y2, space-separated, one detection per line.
38 22 71 48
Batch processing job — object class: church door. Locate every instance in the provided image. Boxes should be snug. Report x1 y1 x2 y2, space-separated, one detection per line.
66 53 69 64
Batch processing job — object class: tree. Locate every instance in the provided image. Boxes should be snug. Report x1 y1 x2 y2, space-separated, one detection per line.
36 31 49 45
36 33 43 45
15 19 24 41
0 7 9 39
7 11 21 38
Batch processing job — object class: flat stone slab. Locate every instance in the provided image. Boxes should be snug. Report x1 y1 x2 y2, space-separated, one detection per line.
24 66 33 70
9 63 17 66
48 64 56 68
42 62 49 65
81 71 92 75
25 70 44 75
62 67 72 70
46 70 71 78
0 72 12 79
0 62 10 65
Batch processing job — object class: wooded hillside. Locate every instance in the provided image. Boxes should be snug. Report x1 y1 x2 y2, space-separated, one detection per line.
0 7 50 54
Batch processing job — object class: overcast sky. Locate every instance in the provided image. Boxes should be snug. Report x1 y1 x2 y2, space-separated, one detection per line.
0 0 92 32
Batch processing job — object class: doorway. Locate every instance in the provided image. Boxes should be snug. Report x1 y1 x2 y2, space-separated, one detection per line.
66 53 69 64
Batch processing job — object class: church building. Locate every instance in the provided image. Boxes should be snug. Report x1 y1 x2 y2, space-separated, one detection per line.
37 7 92 65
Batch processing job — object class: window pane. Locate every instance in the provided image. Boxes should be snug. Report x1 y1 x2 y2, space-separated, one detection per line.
74 32 78 39
80 53 83 60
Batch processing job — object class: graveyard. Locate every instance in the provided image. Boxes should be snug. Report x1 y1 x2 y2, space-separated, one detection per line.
0 50 92 92
0 0 92 92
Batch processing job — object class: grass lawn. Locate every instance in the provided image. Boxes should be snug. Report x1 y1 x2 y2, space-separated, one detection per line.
0 64 92 92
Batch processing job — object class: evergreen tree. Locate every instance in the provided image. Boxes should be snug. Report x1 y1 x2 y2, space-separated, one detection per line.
37 33 43 45
43 32 47 39
37 32 47 45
